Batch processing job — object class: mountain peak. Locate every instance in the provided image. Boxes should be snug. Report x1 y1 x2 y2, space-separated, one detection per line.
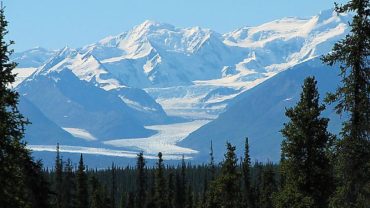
133 20 175 33
315 9 338 22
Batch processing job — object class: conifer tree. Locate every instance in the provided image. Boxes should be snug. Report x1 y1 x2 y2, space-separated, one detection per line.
275 77 335 208
111 163 117 208
179 156 187 208
90 177 104 208
0 4 50 207
259 163 277 208
242 137 253 208
23 157 52 208
185 185 194 208
103 186 113 208
76 154 88 208
136 152 147 208
120 193 126 208
253 161 263 208
126 192 134 208
204 141 218 208
55 143 63 208
322 1 370 207
168 172 176 208
62 159 76 208
209 141 216 181
175 171 183 208
213 143 242 208
154 152 168 208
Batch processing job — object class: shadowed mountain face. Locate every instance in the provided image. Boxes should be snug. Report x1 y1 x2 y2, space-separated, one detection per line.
181 59 343 162
18 69 155 141
18 95 81 146
11 9 351 164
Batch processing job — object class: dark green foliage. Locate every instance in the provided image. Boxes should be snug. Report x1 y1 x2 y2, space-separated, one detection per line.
126 192 134 208
90 177 104 208
174 156 187 208
259 163 277 208
322 1 370 207
41 147 284 208
212 143 242 208
0 5 50 208
76 154 88 208
62 159 76 208
242 137 253 208
154 152 168 208
275 77 335 208
136 152 147 208
55 143 63 208
167 172 176 208
23 157 52 208
111 163 117 208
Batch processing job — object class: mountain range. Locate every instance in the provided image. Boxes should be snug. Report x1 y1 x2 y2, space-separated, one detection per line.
11 9 350 164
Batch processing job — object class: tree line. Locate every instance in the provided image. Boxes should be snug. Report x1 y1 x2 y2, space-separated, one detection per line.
0 0 369 207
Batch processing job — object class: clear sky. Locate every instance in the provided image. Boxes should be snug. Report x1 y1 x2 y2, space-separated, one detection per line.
4 0 347 51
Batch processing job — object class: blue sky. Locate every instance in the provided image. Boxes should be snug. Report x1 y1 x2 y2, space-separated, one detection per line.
4 0 346 51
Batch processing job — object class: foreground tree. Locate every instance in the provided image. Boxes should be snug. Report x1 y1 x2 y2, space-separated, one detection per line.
90 177 104 208
275 77 335 208
259 163 277 208
111 163 117 208
322 1 370 207
54 143 63 208
136 152 147 208
242 137 253 208
76 154 88 208
154 152 168 208
0 4 50 208
62 159 76 208
212 143 242 208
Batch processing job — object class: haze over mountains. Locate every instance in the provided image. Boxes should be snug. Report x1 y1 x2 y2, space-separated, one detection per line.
12 9 350 164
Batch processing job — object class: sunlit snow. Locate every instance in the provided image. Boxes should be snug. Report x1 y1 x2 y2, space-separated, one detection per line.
104 120 210 155
63 128 97 141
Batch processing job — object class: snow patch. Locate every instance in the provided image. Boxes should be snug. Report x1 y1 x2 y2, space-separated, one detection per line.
63 128 98 141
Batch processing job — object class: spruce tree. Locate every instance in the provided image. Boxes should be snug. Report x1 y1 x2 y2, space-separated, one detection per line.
90 177 104 208
204 141 217 208
111 163 117 208
259 163 277 208
154 152 168 208
23 157 52 208
0 4 50 208
126 192 134 208
253 162 263 208
76 154 88 208
322 1 370 207
136 152 147 208
242 137 253 208
55 143 63 208
209 140 216 181
185 185 193 208
213 143 242 208
275 77 335 208
168 172 176 208
62 159 76 208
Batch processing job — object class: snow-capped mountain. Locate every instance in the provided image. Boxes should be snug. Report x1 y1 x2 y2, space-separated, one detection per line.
12 47 56 68
12 9 350 163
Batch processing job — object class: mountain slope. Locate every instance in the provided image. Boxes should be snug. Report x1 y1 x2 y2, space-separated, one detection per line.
181 59 343 162
18 96 83 145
